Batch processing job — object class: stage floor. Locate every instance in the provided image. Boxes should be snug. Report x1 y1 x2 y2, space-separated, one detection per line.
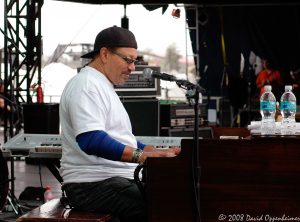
0 129 62 221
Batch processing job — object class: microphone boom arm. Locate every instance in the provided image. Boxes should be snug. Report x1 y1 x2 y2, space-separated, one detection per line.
175 79 205 93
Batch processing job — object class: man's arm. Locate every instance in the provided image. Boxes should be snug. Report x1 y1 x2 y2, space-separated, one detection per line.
76 130 180 164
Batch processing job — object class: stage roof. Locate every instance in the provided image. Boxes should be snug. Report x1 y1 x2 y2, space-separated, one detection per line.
53 0 299 6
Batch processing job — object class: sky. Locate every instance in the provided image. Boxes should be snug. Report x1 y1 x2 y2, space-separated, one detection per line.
0 2 193 58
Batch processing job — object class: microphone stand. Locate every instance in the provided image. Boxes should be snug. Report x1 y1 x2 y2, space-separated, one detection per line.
176 79 203 222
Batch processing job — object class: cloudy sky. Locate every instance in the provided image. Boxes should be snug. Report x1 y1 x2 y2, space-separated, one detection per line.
0 2 193 57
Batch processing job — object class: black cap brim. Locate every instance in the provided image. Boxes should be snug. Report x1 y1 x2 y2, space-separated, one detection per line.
81 50 98 59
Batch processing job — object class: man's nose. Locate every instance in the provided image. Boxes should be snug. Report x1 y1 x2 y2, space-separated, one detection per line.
128 63 135 71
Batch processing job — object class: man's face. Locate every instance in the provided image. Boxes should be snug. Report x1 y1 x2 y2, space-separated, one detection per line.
105 47 138 85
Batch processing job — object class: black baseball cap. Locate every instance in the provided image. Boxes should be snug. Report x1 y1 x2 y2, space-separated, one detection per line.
81 26 138 59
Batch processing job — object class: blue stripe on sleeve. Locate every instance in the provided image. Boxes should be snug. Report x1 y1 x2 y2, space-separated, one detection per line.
76 130 125 161
137 141 146 150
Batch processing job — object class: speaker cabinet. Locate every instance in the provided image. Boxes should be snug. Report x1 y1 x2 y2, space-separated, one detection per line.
22 103 60 134
122 99 159 136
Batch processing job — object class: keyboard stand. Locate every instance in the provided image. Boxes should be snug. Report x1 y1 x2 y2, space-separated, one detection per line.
1 151 61 216
43 158 63 184
1 152 27 216
6 189 23 215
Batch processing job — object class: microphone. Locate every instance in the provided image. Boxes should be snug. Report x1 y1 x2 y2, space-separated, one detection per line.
143 68 177 82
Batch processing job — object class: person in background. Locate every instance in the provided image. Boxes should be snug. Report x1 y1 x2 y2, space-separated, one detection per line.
0 79 10 116
59 26 180 222
256 58 284 100
0 79 20 126
289 68 300 92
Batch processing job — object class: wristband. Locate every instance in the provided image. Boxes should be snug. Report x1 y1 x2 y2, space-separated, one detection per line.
132 148 143 163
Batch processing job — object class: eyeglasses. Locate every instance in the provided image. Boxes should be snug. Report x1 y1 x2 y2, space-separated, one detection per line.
110 51 139 65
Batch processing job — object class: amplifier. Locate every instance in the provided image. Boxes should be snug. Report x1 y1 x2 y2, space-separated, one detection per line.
22 103 60 134
160 103 207 129
115 65 161 97
122 98 160 136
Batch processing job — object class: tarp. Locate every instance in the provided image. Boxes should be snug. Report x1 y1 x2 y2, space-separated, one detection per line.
41 63 77 102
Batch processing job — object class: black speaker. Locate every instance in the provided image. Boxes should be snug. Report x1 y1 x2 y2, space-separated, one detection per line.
22 103 60 134
122 99 159 136
240 110 261 127
219 98 232 127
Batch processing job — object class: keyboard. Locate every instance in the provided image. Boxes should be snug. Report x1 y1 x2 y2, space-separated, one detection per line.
2 133 62 157
136 136 185 148
2 133 187 158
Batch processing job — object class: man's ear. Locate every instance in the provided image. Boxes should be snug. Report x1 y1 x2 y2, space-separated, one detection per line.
100 47 109 64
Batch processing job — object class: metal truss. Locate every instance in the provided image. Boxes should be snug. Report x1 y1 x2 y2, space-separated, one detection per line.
185 4 200 81
3 0 43 141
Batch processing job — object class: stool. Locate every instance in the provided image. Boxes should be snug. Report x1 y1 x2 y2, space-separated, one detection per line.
16 198 117 222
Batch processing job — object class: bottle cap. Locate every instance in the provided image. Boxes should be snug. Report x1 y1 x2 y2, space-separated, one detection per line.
264 85 272 91
46 185 52 190
285 85 292 91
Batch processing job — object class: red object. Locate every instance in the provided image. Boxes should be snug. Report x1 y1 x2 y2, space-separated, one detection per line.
44 185 54 202
171 8 180 18
36 85 44 103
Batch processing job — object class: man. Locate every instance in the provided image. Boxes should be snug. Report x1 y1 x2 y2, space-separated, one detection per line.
0 79 9 116
0 79 20 126
256 59 284 100
59 26 180 222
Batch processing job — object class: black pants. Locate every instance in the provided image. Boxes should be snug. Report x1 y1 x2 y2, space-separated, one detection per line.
63 177 147 222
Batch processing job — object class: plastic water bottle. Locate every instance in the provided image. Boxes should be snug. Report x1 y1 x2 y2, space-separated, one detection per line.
44 185 54 202
280 85 297 135
260 85 276 135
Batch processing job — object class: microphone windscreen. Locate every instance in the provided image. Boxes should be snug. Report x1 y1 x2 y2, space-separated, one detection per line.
143 68 153 79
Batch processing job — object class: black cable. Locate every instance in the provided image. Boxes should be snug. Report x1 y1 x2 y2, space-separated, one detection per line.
38 160 45 204
191 145 201 222
134 163 146 200
193 95 202 222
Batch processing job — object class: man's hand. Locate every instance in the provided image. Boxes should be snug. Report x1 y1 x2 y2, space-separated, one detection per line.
139 146 181 164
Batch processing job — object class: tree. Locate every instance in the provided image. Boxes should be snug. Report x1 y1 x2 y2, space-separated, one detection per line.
162 43 181 72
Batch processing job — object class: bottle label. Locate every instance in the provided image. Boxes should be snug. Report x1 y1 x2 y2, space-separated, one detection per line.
260 101 276 110
280 101 296 111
